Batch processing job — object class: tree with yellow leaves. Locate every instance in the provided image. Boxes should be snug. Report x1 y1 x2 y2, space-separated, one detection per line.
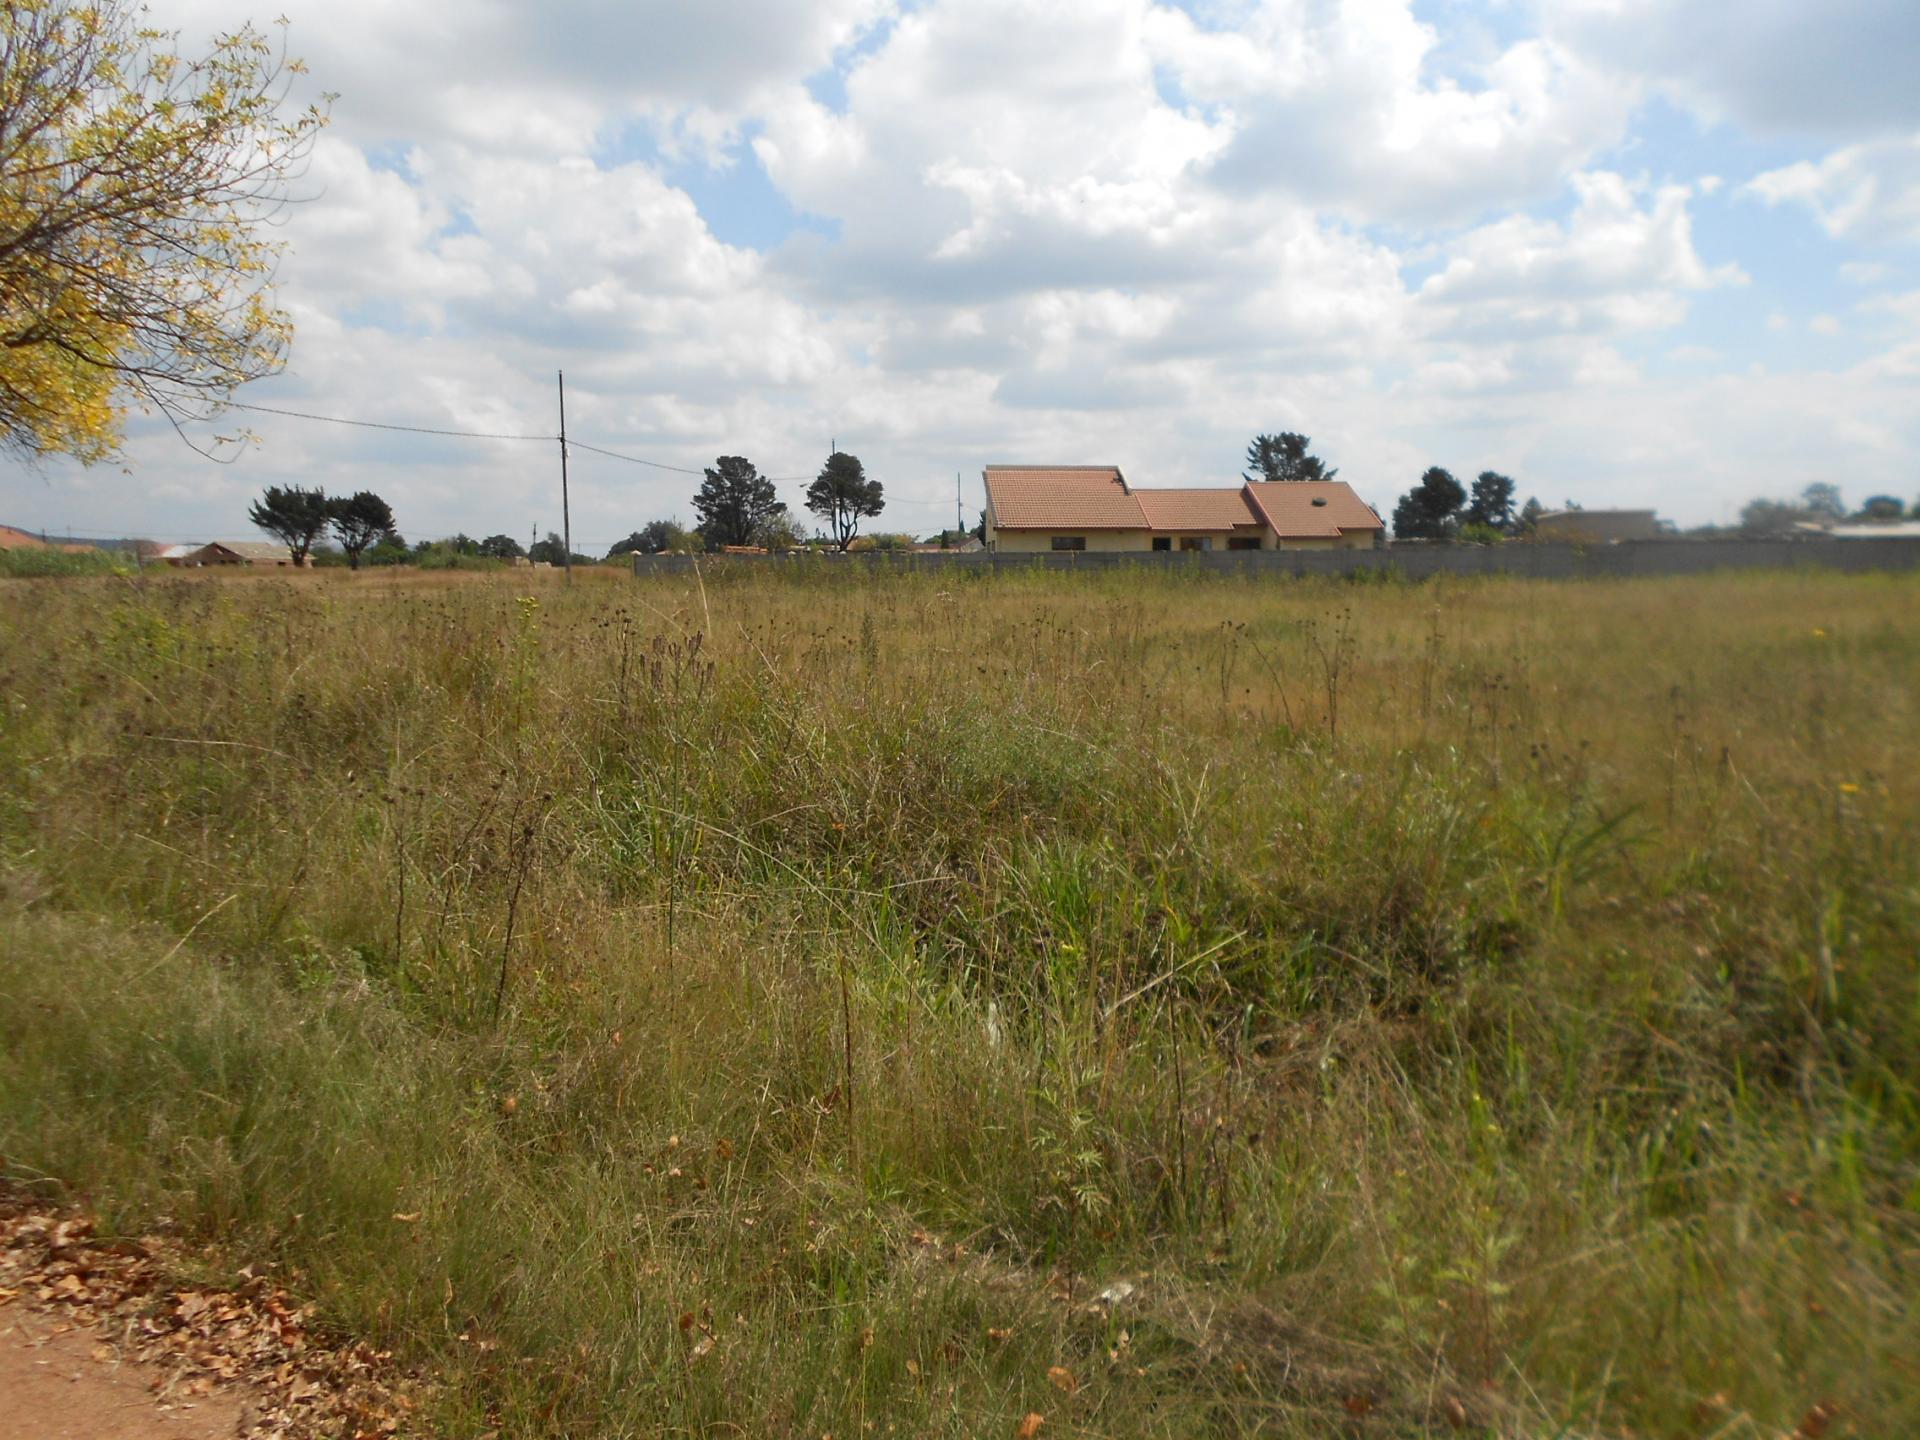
0 0 328 461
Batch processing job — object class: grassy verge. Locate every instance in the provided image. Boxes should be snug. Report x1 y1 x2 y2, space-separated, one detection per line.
1 566 1915 1436
0 546 130 578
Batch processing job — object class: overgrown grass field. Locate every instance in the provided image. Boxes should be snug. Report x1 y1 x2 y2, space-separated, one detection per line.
1 564 1915 1436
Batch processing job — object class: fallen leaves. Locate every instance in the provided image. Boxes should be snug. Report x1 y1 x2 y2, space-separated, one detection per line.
1046 1365 1078 1394
1016 1412 1045 1439
1 1181 417 1439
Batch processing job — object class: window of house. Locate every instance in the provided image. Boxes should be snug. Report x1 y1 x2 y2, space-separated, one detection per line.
1151 536 1171 551
1178 536 1212 552
1227 536 1261 551
1050 535 1086 551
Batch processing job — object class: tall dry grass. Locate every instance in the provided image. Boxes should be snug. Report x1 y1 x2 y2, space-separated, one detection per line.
1 563 1915 1436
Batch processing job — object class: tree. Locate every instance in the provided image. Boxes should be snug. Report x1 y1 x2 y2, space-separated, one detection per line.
248 484 330 566
804 451 885 551
365 531 410 566
328 490 395 570
1464 471 1517 532
0 2 329 461
1801 483 1844 521
692 456 784 550
477 534 524 560
1854 495 1904 522
1391 467 1467 541
1517 496 1545 535
525 532 593 566
1739 498 1813 536
753 511 808 552
1243 432 1338 484
607 521 688 557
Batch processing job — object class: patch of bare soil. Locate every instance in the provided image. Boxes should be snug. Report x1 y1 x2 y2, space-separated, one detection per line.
0 1183 420 1438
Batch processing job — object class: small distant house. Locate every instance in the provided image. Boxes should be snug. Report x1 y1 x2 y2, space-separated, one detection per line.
981 466 1385 553
1828 521 1920 540
183 541 305 567
0 525 97 554
1532 510 1663 543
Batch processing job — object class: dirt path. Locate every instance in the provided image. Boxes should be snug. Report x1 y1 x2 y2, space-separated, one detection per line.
0 1184 416 1439
0 1306 245 1439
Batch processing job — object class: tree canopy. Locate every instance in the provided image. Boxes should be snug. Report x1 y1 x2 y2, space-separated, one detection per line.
523 531 578 566
329 491 395 570
1243 432 1338 484
804 451 885 551
477 534 524 560
692 456 784 550
248 484 329 565
607 521 689 557
0 1 329 461
1855 495 1906 522
1391 467 1466 540
1801 483 1845 521
1464 471 1517 532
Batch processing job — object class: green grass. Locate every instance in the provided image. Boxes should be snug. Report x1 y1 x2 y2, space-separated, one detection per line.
0 545 130 577
1 565 1916 1436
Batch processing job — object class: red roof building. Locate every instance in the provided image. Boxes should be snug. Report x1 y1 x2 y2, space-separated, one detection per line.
982 467 1383 553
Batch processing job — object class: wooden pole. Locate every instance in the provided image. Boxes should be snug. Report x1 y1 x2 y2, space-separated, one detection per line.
558 370 573 583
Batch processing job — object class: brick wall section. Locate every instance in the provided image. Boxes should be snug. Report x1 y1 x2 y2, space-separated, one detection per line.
633 539 1920 580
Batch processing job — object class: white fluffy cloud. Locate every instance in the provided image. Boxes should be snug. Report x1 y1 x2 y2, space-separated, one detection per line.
1155 1 1634 222
1747 134 1920 245
7 0 1919 544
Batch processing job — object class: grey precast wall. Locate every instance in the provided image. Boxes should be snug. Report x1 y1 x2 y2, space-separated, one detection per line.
632 538 1920 581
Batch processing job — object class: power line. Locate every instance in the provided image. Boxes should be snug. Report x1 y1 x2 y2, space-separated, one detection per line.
195 397 981 508
562 439 705 476
226 401 819 482
225 401 553 442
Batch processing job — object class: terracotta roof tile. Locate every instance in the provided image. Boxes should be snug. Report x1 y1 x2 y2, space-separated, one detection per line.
1133 488 1261 531
984 467 1146 530
1242 482 1384 538
985 470 1385 540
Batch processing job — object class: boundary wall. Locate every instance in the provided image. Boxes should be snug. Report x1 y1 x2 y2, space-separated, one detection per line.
632 538 1920 581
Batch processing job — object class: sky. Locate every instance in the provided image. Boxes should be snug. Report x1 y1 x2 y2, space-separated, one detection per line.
6 0 1919 546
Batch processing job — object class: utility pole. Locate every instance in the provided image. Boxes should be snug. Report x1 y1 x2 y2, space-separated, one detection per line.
956 472 963 537
557 370 573 584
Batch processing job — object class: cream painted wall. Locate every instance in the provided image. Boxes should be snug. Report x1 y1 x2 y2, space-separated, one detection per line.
990 529 1244 553
989 527 1379 552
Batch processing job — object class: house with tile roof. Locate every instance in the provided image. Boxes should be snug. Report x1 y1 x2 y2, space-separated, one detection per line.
0 525 98 554
981 466 1384 553
180 540 305 566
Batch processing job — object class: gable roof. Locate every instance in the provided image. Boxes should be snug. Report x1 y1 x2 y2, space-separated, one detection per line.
1134 487 1262 531
193 540 296 563
1242 481 1384 538
983 466 1146 530
986 468 1385 538
0 525 49 550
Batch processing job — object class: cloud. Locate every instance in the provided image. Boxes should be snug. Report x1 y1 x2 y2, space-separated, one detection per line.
1550 0 1920 138
1156 2 1634 223
1418 173 1741 343
166 0 895 156
6 0 1919 546
1746 133 1920 244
